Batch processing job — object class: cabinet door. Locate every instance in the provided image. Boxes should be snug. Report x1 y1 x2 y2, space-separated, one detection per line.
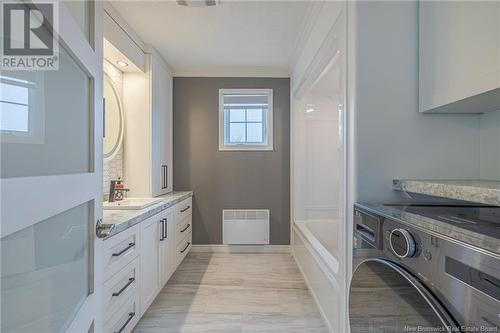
140 215 161 315
159 209 175 286
151 55 172 196
419 1 500 113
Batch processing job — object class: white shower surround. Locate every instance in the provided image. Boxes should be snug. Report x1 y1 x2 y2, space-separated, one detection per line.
290 3 348 332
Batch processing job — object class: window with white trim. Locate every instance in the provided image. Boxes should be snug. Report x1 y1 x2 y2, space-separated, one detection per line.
219 89 273 151
0 72 44 144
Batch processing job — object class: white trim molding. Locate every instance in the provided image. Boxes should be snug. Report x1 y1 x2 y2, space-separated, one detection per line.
191 244 290 254
173 67 290 78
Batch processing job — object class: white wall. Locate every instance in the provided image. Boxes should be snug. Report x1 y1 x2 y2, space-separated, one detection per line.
351 0 480 203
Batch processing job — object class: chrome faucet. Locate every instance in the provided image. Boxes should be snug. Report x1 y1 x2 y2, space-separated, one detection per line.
108 179 130 202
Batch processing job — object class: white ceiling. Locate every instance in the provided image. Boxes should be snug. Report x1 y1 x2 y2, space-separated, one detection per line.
109 0 310 76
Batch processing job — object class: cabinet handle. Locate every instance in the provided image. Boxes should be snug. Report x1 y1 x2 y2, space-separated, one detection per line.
112 243 135 257
114 312 135 333
160 219 165 241
180 224 190 233
180 242 191 253
112 278 135 297
180 205 190 213
163 218 168 239
161 165 168 189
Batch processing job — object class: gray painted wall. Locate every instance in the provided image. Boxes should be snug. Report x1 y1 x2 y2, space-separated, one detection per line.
353 1 481 203
173 77 290 245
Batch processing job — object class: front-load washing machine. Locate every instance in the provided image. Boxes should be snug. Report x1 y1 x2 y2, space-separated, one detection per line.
349 203 500 333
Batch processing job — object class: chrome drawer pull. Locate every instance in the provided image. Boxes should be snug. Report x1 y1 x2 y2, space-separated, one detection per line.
112 243 135 257
180 224 191 233
112 278 135 297
180 205 190 213
180 242 191 253
114 312 135 333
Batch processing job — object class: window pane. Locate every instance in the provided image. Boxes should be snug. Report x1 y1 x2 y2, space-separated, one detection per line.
247 109 263 122
229 109 245 122
0 102 29 132
1 202 90 333
229 123 245 143
247 123 263 143
0 82 29 105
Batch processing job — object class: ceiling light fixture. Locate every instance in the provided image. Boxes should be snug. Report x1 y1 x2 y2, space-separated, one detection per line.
177 0 219 7
116 60 128 67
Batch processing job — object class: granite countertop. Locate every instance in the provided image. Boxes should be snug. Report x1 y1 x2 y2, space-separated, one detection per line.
103 191 193 238
356 202 500 255
393 179 500 206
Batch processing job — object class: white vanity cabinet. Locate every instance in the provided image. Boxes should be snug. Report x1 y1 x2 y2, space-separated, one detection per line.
101 225 141 333
419 1 500 113
160 209 176 286
124 47 173 197
139 214 162 315
101 196 193 332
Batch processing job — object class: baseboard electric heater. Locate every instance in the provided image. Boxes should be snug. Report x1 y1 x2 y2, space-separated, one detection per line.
222 209 270 245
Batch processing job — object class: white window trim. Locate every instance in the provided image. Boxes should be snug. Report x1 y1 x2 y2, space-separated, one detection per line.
0 73 45 144
218 88 273 151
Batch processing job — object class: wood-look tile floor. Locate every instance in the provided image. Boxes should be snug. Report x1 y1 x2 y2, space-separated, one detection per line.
134 252 328 333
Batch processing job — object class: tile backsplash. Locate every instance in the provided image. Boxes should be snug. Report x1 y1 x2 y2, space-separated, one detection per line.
103 60 124 198
480 110 500 181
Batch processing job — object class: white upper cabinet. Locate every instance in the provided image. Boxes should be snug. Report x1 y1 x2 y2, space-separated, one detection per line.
419 1 500 113
123 47 173 197
151 53 174 196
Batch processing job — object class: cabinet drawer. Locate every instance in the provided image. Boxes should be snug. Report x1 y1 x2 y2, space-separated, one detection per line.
176 231 192 265
103 257 140 319
176 215 192 246
175 197 192 225
103 225 140 281
104 295 139 333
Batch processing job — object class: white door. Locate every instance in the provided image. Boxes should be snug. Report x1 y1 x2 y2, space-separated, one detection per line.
0 1 103 332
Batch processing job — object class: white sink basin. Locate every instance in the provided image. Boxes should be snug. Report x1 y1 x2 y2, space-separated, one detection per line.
103 198 162 210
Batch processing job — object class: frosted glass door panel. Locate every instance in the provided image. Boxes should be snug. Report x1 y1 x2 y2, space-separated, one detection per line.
1 202 91 333
0 42 91 178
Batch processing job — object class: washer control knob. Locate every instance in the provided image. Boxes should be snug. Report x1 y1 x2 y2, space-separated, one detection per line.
389 228 417 258
423 249 432 261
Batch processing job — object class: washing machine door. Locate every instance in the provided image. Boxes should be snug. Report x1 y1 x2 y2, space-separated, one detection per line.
349 258 457 333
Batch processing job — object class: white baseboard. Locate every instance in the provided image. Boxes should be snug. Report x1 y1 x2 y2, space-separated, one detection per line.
191 244 291 254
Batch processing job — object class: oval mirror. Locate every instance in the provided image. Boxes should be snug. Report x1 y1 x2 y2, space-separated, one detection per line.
103 73 124 160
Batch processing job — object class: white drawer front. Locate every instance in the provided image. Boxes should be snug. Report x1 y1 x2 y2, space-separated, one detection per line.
176 231 192 265
103 225 140 281
175 197 192 225
103 257 139 319
176 214 192 246
104 295 139 333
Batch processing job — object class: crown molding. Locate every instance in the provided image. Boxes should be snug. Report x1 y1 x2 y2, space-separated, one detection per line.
173 67 290 78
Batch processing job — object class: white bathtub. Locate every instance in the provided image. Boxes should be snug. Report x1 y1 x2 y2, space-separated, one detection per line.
292 220 346 333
